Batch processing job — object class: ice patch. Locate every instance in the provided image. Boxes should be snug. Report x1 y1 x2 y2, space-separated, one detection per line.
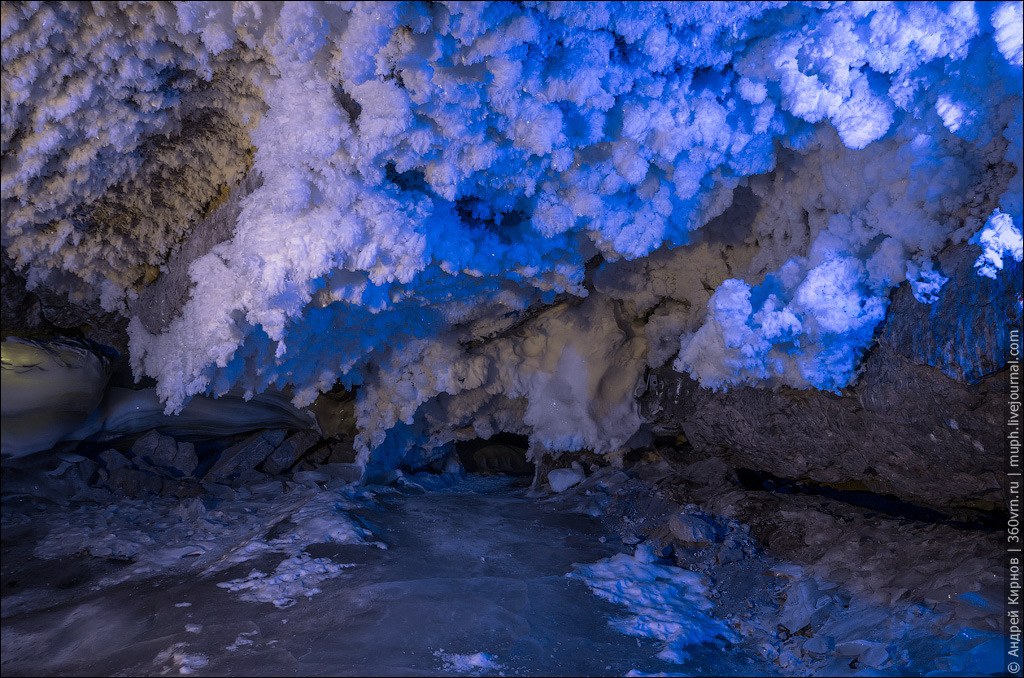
225 630 258 652
217 554 355 609
394 470 467 493
152 642 208 676
433 650 503 675
569 544 737 664
23 483 376 597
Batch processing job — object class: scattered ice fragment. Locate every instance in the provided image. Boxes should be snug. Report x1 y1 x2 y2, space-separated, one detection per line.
802 636 830 654
433 650 503 675
548 463 585 493
217 554 354 608
569 544 737 664
152 642 208 676
226 630 258 652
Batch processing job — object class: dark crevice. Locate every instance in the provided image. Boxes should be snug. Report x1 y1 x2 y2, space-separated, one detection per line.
733 467 1005 532
332 83 362 124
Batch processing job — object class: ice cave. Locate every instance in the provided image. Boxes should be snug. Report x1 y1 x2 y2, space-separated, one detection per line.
1 1 1022 676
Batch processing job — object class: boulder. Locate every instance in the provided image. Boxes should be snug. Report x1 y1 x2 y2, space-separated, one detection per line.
668 512 722 546
103 466 163 497
132 429 198 476
260 429 319 475
548 463 585 493
97 449 132 473
205 429 287 480
292 438 356 472
43 456 99 501
158 478 205 499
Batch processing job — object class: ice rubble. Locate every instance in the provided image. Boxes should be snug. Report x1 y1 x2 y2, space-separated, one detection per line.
570 543 738 663
432 651 504 675
2 2 1021 469
7 475 377 609
549 460 1005 676
217 553 354 609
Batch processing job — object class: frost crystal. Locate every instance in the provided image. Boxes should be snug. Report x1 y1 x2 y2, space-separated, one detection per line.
2 2 1020 466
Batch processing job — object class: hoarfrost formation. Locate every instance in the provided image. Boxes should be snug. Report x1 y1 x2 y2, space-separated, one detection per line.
2 1 1021 471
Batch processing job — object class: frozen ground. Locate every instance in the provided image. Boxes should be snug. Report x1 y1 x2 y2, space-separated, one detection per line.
1 474 780 677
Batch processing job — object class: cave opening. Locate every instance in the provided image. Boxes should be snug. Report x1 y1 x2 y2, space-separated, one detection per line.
454 432 533 477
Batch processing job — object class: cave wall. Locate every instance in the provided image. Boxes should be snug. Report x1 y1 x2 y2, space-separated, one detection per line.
641 242 1020 508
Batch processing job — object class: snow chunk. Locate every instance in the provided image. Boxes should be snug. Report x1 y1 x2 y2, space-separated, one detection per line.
992 1 1024 68
153 642 208 676
971 210 1023 279
570 544 737 664
548 462 585 493
217 554 354 609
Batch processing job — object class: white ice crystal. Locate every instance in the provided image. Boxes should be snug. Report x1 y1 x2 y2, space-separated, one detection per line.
570 544 738 663
971 209 1024 279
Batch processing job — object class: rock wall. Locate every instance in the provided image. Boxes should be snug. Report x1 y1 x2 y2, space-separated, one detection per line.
641 242 1021 509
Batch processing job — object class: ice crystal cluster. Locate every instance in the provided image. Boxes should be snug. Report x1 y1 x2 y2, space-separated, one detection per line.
2 1 1021 469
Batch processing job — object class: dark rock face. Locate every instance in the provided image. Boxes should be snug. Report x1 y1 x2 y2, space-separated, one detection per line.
1 255 46 334
260 429 319 475
642 243 1021 509
880 243 1022 383
1 255 128 353
131 171 263 335
644 358 1005 509
205 429 288 481
132 430 198 477
1 255 131 376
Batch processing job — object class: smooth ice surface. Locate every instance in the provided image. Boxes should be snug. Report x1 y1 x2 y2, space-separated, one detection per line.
1 476 777 677
0 336 318 457
0 337 113 457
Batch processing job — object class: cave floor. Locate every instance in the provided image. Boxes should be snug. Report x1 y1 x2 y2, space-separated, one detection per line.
1 474 777 677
